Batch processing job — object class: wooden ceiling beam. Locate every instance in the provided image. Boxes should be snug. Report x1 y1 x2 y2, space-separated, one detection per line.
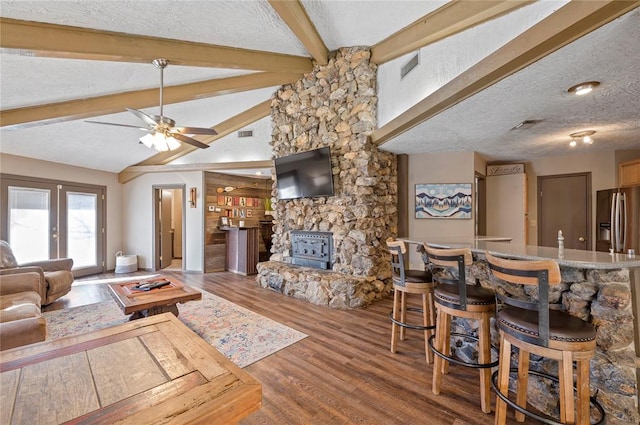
0 72 299 129
0 17 313 73
371 0 534 65
372 0 640 146
121 160 273 176
269 0 328 65
119 100 272 183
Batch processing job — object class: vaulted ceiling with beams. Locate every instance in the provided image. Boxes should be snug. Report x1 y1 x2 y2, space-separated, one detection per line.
1 1 638 182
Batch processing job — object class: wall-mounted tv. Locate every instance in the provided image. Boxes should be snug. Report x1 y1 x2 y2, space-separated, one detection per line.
274 147 334 200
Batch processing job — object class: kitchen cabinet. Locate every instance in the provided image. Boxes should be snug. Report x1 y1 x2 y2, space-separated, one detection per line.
619 158 640 187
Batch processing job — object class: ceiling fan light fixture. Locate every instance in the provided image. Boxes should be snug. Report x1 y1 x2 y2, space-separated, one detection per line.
567 81 600 96
139 133 156 148
139 132 180 152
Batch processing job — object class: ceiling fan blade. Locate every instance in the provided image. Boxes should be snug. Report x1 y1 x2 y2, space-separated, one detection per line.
171 133 210 149
126 108 160 127
174 126 218 135
85 120 151 131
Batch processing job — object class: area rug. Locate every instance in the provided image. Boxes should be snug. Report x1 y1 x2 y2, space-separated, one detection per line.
43 291 307 368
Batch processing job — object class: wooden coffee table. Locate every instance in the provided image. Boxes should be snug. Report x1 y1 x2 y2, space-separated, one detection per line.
0 313 262 425
108 277 202 320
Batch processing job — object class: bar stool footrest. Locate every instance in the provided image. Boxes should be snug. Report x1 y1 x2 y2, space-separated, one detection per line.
490 368 605 425
428 333 498 369
388 308 436 331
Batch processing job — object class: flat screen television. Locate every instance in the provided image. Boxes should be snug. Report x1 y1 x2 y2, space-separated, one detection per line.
274 147 334 200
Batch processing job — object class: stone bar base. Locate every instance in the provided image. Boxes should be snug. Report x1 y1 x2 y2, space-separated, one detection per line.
430 251 639 425
255 261 389 309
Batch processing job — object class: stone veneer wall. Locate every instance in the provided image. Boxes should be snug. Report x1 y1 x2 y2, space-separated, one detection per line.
256 47 396 308
424 249 638 425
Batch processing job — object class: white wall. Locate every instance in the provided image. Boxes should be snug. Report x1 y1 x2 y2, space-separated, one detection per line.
123 171 203 271
0 153 123 269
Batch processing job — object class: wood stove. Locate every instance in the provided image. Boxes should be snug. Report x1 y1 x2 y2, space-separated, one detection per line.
290 231 333 269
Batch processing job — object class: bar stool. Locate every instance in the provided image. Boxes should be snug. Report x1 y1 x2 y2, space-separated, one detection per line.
386 238 436 363
424 245 497 414
485 252 602 425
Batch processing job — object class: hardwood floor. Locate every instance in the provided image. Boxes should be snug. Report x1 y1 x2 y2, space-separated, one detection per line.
46 270 535 425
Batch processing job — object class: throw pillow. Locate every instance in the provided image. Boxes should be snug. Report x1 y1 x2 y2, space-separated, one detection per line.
0 240 19 268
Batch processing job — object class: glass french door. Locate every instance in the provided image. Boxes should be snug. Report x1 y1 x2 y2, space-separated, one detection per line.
1 175 105 277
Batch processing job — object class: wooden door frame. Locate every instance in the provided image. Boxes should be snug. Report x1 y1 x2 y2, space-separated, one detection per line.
152 184 185 271
537 172 592 249
475 173 486 236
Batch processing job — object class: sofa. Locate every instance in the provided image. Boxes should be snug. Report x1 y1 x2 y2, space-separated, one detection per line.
0 240 74 305
0 271 47 350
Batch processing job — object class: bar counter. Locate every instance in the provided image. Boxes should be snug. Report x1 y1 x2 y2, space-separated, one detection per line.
408 237 640 269
404 237 639 424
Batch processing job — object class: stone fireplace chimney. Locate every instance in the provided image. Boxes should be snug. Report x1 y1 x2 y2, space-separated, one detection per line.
256 47 397 309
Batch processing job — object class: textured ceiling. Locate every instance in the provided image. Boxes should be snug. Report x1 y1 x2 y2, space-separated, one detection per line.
0 1 638 174
382 7 640 160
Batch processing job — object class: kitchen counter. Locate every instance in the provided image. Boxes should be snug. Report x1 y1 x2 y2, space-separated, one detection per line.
403 238 640 269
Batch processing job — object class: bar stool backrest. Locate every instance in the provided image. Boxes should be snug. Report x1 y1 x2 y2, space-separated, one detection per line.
386 238 408 287
485 251 562 347
423 245 473 310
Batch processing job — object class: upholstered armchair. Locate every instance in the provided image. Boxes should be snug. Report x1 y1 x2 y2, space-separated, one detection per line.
0 240 74 305
0 271 47 350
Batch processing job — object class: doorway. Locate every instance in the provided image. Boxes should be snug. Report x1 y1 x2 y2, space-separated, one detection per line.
538 173 591 250
153 186 185 271
0 174 106 276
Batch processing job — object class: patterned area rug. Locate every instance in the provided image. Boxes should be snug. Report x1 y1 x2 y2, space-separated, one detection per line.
43 291 307 368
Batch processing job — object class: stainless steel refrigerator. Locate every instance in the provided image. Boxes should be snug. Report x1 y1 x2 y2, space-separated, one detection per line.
596 186 640 253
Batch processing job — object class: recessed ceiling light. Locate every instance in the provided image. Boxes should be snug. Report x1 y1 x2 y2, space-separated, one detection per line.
567 81 600 96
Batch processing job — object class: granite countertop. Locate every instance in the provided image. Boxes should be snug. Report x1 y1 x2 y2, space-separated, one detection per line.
404 238 640 269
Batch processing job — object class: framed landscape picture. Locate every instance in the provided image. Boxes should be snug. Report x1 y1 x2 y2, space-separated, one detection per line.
415 183 472 219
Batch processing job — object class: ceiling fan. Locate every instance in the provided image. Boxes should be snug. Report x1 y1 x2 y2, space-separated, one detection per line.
86 58 216 151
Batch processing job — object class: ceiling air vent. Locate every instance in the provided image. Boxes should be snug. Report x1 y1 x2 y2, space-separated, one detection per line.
400 53 419 79
238 130 253 138
511 119 542 131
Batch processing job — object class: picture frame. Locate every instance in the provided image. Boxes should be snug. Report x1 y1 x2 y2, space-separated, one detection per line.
219 216 229 226
415 183 472 219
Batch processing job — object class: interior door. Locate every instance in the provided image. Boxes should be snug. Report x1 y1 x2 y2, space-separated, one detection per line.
538 173 591 250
